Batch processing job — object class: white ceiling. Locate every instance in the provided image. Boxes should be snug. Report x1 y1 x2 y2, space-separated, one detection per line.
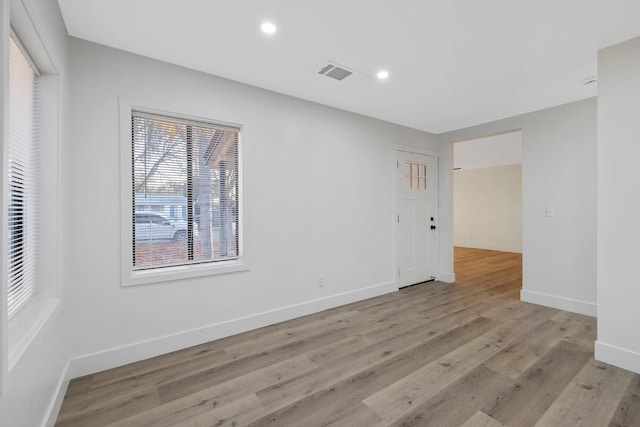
56 0 640 134
454 131 522 170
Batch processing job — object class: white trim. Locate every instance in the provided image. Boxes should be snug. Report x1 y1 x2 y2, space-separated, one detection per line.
395 144 439 157
42 359 70 427
69 280 397 378
8 298 59 370
9 0 56 74
520 289 596 316
128 259 249 286
454 242 522 253
595 340 640 375
119 96 248 287
437 272 455 283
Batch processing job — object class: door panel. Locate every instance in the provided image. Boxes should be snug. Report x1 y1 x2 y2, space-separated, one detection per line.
399 199 416 272
397 151 437 287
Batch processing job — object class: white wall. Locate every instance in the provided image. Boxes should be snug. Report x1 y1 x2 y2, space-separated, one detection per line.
454 164 522 253
439 98 597 316
453 131 522 170
596 36 640 374
0 0 70 426
66 38 441 376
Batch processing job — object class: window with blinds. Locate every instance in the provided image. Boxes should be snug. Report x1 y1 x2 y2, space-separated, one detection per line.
131 111 240 270
7 34 38 319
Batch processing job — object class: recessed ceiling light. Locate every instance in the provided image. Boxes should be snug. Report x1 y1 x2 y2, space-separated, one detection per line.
376 70 390 80
261 22 277 35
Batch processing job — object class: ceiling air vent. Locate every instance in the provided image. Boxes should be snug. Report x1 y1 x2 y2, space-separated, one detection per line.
318 63 353 81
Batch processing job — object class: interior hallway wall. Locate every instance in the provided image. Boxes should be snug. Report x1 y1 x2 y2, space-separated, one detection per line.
438 98 597 316
596 35 640 374
454 164 522 253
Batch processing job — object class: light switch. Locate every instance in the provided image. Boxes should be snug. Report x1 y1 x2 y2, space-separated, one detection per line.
545 206 555 217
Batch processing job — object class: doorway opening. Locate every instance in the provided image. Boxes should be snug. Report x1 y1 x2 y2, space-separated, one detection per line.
453 131 522 293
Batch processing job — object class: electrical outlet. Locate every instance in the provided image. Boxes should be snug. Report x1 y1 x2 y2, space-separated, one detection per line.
317 275 325 288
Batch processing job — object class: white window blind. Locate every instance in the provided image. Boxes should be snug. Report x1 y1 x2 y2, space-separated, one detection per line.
131 111 239 270
7 35 38 319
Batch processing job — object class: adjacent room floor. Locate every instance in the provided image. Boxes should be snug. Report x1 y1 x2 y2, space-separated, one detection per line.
56 248 640 426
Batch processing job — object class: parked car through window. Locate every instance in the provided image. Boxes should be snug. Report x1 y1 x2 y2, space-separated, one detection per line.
134 212 189 242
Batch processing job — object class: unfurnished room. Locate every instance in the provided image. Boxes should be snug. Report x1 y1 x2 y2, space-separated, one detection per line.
2 1 640 426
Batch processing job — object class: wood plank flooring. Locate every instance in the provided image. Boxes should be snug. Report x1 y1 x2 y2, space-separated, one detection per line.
56 247 640 426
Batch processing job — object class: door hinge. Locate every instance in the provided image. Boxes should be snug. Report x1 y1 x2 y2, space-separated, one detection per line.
397 215 400 223
396 160 399 169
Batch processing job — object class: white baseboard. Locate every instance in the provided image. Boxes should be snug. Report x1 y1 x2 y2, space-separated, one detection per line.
69 280 396 379
42 360 70 427
520 290 596 316
437 272 455 283
595 341 640 374
454 242 522 253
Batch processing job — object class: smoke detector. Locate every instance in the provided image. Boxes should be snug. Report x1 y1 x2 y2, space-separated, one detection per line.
318 62 353 81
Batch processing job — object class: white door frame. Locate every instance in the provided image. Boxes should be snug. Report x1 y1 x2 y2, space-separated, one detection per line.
394 145 439 288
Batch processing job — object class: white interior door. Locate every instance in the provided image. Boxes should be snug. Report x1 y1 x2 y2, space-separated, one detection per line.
397 150 437 287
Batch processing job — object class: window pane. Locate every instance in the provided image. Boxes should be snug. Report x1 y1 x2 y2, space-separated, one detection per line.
132 113 240 270
192 126 239 260
412 163 419 177
7 36 36 319
132 117 188 267
420 164 426 178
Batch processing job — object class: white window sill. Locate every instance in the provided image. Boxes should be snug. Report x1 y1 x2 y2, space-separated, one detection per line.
8 297 60 371
124 258 250 287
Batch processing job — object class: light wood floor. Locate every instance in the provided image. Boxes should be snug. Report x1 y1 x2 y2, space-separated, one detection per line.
56 247 640 426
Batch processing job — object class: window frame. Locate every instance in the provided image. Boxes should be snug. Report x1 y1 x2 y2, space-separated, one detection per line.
119 98 248 287
1 0 62 389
